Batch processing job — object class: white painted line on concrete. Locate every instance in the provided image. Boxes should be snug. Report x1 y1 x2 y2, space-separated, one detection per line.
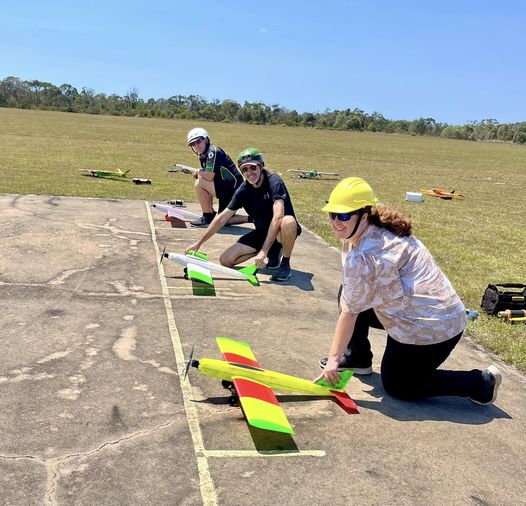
203 449 326 458
146 202 218 506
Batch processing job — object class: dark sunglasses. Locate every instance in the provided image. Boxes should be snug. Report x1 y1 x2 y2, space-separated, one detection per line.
329 211 359 221
240 165 259 174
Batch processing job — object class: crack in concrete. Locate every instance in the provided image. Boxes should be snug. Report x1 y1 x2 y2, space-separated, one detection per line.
0 281 163 299
3 419 178 506
0 454 46 463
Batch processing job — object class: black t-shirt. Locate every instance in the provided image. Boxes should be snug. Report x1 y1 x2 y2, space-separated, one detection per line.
228 169 297 231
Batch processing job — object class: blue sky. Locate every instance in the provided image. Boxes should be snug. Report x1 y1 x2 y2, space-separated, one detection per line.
1 0 525 124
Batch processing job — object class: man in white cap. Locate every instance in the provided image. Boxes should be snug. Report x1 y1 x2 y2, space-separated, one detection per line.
186 127 247 227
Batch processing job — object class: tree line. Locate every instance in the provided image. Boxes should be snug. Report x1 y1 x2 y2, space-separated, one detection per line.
1 76 525 144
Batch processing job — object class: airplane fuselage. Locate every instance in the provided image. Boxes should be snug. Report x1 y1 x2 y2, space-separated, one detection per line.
196 358 339 396
165 253 253 283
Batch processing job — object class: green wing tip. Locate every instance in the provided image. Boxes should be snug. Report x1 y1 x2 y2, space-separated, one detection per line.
216 336 246 347
251 419 294 435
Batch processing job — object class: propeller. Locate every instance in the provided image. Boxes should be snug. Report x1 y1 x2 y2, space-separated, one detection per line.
184 344 196 379
159 245 166 266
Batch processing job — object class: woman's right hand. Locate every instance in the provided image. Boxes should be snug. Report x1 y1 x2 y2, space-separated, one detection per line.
185 242 201 255
313 356 341 385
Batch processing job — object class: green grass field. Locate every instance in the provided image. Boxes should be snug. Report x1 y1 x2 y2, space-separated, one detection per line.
1 108 525 372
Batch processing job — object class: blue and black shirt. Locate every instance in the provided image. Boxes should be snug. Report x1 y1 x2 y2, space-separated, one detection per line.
199 144 243 211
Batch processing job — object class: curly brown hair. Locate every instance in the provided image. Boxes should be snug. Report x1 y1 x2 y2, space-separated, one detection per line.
367 204 412 237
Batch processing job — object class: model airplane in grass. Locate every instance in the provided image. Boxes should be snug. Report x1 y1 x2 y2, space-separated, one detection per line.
419 188 464 200
161 248 259 287
80 168 131 178
287 169 340 180
174 163 199 175
185 337 358 434
151 203 201 223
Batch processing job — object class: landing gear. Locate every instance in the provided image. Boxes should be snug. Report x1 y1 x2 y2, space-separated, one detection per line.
227 395 239 406
221 380 239 406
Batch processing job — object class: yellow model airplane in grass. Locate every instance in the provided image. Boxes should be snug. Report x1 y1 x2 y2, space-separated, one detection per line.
80 168 130 178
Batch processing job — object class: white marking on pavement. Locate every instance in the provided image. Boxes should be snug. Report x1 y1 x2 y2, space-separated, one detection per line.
145 202 218 506
203 449 326 458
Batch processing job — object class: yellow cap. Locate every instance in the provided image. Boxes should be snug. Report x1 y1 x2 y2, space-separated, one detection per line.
322 177 378 213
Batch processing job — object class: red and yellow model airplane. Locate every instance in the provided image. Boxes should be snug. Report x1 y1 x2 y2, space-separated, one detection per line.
186 337 358 434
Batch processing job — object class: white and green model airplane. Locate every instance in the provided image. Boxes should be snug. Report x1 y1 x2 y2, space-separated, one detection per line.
161 249 259 295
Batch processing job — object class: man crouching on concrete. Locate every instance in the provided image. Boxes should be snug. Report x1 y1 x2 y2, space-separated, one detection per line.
185 147 301 281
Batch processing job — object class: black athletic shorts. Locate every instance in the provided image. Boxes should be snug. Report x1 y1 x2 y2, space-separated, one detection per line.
237 222 302 251
215 182 238 213
217 196 230 213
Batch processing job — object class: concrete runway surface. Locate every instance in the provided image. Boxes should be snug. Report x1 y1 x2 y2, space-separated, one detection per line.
1 194 525 506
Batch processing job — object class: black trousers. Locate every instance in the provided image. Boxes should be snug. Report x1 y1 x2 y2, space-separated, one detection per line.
339 289 486 400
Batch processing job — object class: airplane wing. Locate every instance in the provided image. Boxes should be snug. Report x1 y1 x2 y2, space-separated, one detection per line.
187 262 214 285
216 337 294 434
164 207 201 221
216 337 260 367
176 163 199 175
419 188 464 199
151 203 201 222
233 377 294 434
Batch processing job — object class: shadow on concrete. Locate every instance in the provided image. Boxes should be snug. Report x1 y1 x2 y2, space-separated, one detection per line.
355 373 512 424
191 397 308 454
247 425 299 454
259 269 315 291
217 225 250 236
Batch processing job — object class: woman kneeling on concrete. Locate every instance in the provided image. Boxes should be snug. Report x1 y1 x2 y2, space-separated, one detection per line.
315 177 501 405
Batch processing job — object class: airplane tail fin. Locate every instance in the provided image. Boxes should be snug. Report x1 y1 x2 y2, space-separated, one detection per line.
314 370 359 413
123 169 131 175
331 390 359 413
238 265 259 286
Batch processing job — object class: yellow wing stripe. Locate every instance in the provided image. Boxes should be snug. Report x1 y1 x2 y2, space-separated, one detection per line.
216 337 257 361
238 397 294 434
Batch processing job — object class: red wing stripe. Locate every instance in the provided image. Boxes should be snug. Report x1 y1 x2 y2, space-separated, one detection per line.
233 378 280 407
222 352 260 368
